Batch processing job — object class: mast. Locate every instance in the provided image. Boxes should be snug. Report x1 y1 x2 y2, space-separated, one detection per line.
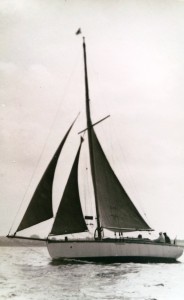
82 37 102 240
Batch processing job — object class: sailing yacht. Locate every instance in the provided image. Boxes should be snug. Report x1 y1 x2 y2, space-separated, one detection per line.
8 36 183 262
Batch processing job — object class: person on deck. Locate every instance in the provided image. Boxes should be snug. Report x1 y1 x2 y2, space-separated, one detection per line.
163 232 171 244
154 232 165 243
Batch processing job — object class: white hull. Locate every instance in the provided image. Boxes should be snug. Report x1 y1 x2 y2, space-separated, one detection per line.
47 239 183 262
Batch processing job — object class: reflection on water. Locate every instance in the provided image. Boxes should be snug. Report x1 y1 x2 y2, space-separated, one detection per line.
0 247 184 300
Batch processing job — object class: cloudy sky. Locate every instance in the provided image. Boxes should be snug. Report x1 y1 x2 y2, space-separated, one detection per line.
1 0 184 239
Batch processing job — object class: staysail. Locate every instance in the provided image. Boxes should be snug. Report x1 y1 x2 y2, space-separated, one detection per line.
50 138 88 235
91 128 151 232
16 122 75 232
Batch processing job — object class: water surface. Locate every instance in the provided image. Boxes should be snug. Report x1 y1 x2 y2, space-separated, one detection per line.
0 247 184 299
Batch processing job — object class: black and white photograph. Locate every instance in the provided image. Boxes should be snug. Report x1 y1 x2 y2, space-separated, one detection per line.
1 1 184 299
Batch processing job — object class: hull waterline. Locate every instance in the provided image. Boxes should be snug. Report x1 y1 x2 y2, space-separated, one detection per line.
47 239 183 263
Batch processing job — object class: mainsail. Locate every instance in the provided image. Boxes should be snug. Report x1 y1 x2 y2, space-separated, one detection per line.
82 37 150 236
50 138 88 235
91 128 151 232
16 122 75 232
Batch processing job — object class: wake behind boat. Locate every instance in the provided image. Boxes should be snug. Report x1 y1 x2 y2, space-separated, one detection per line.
8 34 183 262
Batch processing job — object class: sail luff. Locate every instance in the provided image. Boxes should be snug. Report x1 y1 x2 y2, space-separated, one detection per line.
16 121 75 233
82 37 102 239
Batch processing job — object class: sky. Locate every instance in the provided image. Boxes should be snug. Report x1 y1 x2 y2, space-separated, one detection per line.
1 0 184 239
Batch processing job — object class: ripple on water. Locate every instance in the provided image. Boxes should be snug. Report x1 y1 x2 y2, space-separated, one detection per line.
0 247 184 300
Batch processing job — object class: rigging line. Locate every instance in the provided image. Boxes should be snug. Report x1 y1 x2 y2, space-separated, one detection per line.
79 122 94 228
117 138 149 223
82 131 92 216
90 54 111 117
86 50 150 227
8 49 81 235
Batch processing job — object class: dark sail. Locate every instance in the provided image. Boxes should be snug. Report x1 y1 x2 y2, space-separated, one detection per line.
50 138 88 235
17 122 75 232
91 128 151 232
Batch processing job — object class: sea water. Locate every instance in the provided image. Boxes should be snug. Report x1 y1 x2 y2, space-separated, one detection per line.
0 247 184 300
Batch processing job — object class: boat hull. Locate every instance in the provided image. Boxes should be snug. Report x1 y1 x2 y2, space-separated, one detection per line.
47 239 183 262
